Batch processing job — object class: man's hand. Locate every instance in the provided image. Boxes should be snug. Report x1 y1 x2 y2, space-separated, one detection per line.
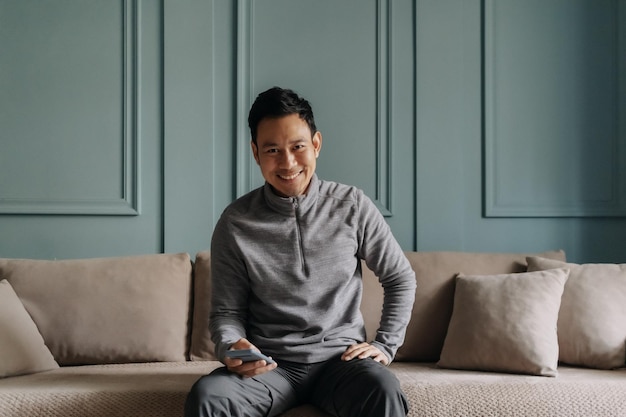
341 342 389 365
224 338 277 378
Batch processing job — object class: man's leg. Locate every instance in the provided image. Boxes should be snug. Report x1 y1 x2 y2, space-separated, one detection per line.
308 357 408 417
184 366 300 417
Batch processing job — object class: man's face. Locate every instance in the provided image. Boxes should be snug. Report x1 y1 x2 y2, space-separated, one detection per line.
251 114 322 197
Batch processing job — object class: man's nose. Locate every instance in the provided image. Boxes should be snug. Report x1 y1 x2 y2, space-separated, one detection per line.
279 151 296 168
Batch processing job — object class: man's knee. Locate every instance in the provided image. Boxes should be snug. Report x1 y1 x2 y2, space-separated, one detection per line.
184 374 230 417
360 366 407 416
356 361 404 399
184 368 275 417
313 358 408 417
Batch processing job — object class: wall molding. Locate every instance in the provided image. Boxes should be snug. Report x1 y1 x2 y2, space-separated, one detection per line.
0 0 140 216
234 0 393 216
235 0 254 198
483 0 625 217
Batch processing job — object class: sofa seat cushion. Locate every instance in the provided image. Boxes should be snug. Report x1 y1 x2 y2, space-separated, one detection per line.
275 363 626 417
2 361 624 417
0 361 220 417
392 362 626 417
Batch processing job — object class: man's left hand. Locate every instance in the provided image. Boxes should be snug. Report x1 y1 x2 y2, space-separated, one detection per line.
341 342 389 365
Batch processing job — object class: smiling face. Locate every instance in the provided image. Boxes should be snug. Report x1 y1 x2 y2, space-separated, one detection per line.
251 114 322 197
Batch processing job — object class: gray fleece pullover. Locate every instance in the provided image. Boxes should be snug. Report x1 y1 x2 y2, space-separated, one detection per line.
209 174 416 364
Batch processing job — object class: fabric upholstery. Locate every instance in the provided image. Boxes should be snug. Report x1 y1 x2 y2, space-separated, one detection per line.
360 250 566 361
393 362 626 417
3 249 626 417
0 361 220 417
1 362 625 417
0 253 192 365
0 280 58 378
527 256 626 369
189 251 217 360
191 250 566 363
437 268 569 376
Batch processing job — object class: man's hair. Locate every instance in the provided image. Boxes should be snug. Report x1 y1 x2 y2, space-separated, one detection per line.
248 87 317 145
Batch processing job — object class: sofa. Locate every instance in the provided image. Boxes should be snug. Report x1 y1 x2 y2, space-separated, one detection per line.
1 249 625 417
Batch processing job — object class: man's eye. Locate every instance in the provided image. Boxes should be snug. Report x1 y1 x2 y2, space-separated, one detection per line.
266 149 278 153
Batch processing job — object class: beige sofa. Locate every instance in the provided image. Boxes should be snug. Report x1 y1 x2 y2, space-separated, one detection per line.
1 250 625 417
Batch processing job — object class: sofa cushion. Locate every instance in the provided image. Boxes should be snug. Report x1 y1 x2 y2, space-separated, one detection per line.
0 253 192 365
2 361 626 417
0 361 220 417
191 250 567 363
527 257 626 369
361 250 566 362
391 362 626 417
0 280 58 378
437 268 569 376
190 251 217 360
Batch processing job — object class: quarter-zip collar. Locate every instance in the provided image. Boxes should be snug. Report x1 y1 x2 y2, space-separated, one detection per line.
264 174 320 216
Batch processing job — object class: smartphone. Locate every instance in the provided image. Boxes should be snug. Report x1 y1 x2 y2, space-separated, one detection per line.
225 349 275 365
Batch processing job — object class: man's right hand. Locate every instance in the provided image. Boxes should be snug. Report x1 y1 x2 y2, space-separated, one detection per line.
224 338 278 378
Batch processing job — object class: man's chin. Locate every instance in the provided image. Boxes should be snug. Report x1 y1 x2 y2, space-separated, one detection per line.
269 183 304 198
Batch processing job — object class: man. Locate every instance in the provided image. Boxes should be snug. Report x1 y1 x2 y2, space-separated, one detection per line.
185 87 416 417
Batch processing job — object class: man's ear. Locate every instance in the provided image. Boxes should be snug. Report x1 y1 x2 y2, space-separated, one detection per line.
313 131 322 158
251 141 260 165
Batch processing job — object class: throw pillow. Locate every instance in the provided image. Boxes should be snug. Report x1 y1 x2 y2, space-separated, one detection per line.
0 279 59 378
438 268 569 377
0 253 192 365
526 257 626 369
386 250 566 362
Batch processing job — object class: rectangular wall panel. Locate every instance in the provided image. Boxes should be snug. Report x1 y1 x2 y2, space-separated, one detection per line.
163 0 216 255
0 0 139 215
0 0 163 259
484 0 625 217
234 0 393 215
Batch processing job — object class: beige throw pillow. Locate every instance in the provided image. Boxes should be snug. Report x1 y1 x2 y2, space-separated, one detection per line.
368 250 567 362
527 257 626 369
438 268 569 377
0 280 59 378
0 253 192 365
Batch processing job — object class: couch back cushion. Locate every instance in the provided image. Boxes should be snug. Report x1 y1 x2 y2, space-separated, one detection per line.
190 250 565 363
190 251 216 360
0 253 192 365
360 250 566 362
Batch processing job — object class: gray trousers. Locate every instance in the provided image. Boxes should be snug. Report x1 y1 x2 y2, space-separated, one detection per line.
184 355 408 417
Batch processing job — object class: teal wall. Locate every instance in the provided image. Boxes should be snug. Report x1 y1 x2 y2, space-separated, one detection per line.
1 0 624 263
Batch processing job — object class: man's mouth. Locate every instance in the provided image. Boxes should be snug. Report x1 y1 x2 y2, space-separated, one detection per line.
278 171 301 180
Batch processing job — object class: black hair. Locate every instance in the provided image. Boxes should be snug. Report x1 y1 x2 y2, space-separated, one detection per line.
248 87 317 145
